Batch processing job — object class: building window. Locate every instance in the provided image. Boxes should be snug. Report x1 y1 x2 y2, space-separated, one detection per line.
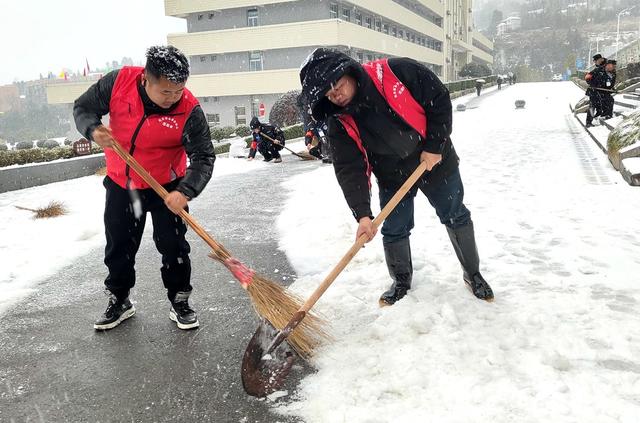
251 100 260 117
342 7 350 21
392 27 397 37
398 29 403 39
200 56 206 62
355 12 362 25
247 8 258 27
357 52 364 63
410 33 415 42
249 51 263 71
365 16 372 29
366 54 374 62
208 13 214 19
383 23 389 34
210 55 217 61
330 3 338 18
203 97 209 103
235 106 247 126
197 14 203 20
213 96 219 102
374 18 381 32
206 113 220 126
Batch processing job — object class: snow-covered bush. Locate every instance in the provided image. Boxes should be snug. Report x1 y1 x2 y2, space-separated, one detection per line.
36 139 47 148
235 125 251 137
43 140 60 149
0 143 7 151
607 110 640 168
269 90 303 128
210 126 235 141
64 138 72 146
15 141 34 150
459 62 491 78
283 123 304 140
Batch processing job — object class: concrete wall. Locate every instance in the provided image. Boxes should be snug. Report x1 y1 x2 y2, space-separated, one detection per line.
0 155 105 193
186 0 330 32
200 93 282 127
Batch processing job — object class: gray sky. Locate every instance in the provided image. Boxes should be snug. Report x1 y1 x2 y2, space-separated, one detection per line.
0 0 186 85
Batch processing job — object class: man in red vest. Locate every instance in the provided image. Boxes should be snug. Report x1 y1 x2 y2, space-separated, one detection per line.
74 46 215 330
299 48 493 306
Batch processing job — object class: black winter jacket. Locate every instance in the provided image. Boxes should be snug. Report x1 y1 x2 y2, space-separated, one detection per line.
73 70 215 199
300 49 458 220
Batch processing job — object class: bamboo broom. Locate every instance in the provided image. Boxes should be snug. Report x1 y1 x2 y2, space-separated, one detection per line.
109 140 328 355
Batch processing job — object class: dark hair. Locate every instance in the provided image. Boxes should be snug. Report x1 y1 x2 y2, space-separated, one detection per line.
145 45 190 83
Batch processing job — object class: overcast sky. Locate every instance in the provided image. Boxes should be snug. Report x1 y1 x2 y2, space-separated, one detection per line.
0 0 186 85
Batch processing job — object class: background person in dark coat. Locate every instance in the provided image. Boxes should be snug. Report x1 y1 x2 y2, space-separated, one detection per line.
74 46 215 331
299 48 493 306
585 54 607 127
249 117 285 163
595 59 617 120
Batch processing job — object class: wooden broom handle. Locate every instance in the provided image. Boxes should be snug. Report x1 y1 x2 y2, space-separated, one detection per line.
299 161 429 313
110 141 230 259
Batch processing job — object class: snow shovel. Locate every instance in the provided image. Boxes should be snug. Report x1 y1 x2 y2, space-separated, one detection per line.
241 160 430 397
259 131 317 161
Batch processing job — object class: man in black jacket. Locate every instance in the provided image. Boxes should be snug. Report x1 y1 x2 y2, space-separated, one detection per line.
74 46 215 330
299 48 493 305
593 59 617 120
249 117 285 163
585 54 606 127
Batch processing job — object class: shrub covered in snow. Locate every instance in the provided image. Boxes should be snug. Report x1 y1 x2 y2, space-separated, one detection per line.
235 125 251 137
607 110 640 168
36 139 47 148
0 144 104 167
210 126 235 141
458 62 491 78
269 90 303 128
64 138 72 146
0 143 7 151
43 139 60 149
15 141 34 150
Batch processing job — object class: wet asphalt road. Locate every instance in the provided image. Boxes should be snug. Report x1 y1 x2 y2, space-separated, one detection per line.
0 158 320 423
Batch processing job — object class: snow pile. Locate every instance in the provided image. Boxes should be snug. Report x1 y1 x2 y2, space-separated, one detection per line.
275 82 640 422
0 157 266 315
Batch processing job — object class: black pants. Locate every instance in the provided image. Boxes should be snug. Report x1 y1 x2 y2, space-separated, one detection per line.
601 93 614 118
103 176 192 301
586 92 602 125
258 141 282 160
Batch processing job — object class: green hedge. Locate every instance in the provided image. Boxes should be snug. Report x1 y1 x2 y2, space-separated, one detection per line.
0 145 104 168
235 125 251 137
210 125 236 141
15 141 34 150
213 142 231 155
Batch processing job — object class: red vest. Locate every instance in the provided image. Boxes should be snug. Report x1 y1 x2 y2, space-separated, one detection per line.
105 66 199 190
337 59 428 186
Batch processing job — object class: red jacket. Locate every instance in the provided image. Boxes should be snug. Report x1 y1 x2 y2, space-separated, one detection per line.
105 66 199 190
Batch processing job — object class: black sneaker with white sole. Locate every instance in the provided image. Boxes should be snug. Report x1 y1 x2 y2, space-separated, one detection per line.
169 291 199 330
94 294 135 330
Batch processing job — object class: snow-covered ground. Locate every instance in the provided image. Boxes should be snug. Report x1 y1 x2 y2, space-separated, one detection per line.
275 82 640 422
0 157 268 315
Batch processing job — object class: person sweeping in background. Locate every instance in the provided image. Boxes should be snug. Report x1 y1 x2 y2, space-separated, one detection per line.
299 48 493 306
74 45 215 330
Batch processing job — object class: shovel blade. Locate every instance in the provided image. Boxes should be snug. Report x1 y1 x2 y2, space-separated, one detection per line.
241 320 296 397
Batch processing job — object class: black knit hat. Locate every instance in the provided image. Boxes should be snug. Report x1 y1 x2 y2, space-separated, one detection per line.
592 54 602 61
299 48 361 120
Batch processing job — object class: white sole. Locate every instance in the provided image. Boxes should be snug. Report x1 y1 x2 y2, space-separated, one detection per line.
169 309 200 330
94 306 136 330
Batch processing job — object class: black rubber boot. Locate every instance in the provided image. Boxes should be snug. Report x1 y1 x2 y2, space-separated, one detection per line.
379 238 413 306
170 291 199 330
446 223 494 301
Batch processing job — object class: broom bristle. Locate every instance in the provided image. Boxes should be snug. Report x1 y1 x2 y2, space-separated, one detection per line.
34 200 67 219
247 275 331 358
